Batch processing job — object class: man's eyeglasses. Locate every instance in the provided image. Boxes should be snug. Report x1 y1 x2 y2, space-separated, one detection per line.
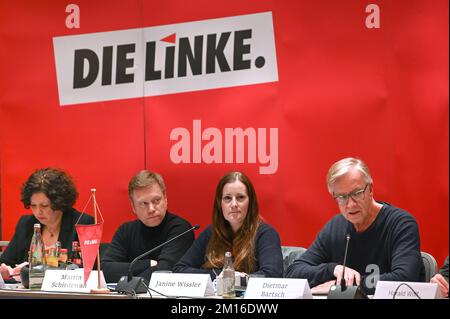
333 184 369 205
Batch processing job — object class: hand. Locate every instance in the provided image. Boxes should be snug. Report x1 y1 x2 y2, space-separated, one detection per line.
333 264 361 287
11 262 28 277
431 273 449 298
311 280 336 294
0 263 13 280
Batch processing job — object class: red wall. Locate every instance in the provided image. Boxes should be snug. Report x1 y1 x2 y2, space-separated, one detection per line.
1 0 448 265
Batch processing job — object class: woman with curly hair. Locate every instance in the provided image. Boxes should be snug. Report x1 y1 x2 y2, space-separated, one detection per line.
0 168 94 280
173 171 283 281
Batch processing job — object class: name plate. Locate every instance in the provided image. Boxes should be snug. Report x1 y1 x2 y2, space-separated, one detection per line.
245 278 312 299
41 269 107 293
374 281 443 299
149 273 214 297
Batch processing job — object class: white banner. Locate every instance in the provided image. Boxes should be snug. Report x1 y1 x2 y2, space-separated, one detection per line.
53 12 278 105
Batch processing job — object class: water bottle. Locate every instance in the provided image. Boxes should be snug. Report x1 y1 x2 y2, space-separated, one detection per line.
222 251 235 298
29 224 46 290
69 241 83 267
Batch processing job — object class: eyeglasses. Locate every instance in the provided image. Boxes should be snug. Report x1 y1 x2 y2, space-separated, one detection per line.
333 184 369 205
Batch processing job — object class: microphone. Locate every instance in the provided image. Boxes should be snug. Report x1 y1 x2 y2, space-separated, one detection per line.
116 224 200 294
340 234 351 289
327 233 368 299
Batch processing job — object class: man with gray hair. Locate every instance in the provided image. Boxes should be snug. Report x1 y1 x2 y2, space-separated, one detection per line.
285 157 425 294
102 170 194 283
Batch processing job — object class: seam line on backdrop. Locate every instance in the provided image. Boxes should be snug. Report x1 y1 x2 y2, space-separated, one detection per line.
139 0 148 169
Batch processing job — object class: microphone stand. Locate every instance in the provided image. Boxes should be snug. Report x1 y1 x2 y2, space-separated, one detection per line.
116 224 199 294
328 234 368 299
340 234 351 290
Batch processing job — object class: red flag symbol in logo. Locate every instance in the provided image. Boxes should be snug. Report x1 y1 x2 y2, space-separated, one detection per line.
160 33 176 43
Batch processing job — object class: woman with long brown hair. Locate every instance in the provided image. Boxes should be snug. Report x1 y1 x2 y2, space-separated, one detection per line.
173 171 283 279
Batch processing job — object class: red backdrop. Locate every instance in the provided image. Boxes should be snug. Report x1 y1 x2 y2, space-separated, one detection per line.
1 0 448 265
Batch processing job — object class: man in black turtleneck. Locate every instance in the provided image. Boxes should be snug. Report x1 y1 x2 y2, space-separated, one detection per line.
285 157 425 295
101 170 194 283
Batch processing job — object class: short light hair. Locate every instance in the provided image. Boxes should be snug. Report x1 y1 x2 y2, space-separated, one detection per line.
128 170 166 199
326 158 373 193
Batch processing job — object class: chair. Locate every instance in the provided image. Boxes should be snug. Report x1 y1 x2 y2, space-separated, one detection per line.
0 241 9 257
99 242 110 260
421 251 438 282
281 246 307 273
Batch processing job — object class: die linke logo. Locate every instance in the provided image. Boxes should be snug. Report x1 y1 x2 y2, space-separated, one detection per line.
53 12 278 105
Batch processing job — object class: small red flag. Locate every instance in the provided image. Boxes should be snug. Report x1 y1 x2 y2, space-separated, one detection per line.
76 222 103 284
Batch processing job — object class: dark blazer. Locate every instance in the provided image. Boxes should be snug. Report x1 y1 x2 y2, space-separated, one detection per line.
0 208 94 267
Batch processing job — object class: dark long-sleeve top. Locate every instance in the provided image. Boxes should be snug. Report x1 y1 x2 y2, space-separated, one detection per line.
172 222 283 280
0 208 94 267
101 212 194 283
285 202 425 294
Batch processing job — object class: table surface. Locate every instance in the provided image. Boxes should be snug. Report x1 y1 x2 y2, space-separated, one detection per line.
0 285 133 299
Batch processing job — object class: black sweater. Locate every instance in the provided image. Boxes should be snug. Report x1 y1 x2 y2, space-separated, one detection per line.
0 208 94 266
172 223 284 279
285 202 425 294
101 212 194 283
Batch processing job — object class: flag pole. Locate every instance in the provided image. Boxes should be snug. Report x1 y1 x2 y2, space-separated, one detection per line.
90 188 110 294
